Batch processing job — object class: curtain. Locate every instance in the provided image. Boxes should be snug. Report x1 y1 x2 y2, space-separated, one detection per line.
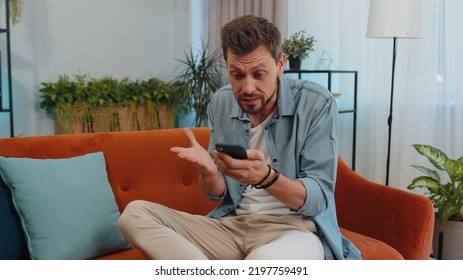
287 0 462 190
207 0 288 55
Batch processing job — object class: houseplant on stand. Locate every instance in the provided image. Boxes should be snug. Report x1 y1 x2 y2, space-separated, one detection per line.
407 144 463 259
282 30 316 70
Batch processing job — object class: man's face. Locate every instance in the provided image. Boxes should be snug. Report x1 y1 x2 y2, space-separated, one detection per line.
226 45 286 116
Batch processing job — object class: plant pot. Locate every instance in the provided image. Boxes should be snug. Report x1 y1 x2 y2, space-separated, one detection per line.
432 216 463 259
54 113 81 134
118 105 150 131
156 104 175 129
55 107 117 134
55 104 176 134
288 56 301 70
54 108 93 134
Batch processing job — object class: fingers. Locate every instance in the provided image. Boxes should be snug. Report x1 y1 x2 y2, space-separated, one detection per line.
170 146 189 156
214 149 264 167
182 127 198 147
214 149 269 185
170 128 198 158
244 149 265 161
214 150 244 167
215 150 252 171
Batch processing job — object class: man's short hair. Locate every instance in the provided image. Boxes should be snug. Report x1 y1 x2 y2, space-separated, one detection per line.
221 15 282 63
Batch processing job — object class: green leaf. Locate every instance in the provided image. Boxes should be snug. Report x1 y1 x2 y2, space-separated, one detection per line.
445 159 463 182
407 176 440 193
439 203 461 225
412 144 448 170
410 165 440 181
410 145 463 224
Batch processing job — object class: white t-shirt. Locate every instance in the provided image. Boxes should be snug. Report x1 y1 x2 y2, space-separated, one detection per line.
235 110 294 216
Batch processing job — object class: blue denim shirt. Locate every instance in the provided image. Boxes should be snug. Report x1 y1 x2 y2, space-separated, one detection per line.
205 75 361 260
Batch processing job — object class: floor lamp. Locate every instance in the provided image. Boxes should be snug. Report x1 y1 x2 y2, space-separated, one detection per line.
366 0 423 185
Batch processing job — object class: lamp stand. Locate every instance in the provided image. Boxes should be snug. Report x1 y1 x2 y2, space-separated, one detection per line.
385 37 398 186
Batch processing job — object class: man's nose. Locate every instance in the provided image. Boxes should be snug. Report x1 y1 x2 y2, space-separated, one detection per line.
242 77 256 94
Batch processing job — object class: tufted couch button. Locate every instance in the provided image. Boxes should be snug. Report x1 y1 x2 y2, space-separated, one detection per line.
182 177 192 186
120 183 130 192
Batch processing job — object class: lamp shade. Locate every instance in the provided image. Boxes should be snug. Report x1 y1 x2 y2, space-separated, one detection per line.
367 0 423 38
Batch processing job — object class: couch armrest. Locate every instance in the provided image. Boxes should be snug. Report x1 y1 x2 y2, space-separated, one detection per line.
334 157 434 260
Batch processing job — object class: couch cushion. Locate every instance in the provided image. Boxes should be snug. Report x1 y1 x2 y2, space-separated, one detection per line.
0 177 29 259
0 152 131 260
340 228 404 260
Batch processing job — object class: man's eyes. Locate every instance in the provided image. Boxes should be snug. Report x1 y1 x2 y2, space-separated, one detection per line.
232 73 245 80
231 71 266 80
253 72 265 79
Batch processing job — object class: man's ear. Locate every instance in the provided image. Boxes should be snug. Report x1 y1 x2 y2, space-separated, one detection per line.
276 52 286 76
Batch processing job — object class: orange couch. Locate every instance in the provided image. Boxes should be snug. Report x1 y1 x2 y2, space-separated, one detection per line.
0 127 434 260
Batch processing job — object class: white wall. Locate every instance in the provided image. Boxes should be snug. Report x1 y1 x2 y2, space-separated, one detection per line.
0 0 191 137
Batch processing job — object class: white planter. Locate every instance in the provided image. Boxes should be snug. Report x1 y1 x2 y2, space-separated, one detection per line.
432 217 463 259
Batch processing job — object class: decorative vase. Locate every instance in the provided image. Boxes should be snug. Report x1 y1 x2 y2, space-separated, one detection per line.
288 56 301 70
432 216 463 259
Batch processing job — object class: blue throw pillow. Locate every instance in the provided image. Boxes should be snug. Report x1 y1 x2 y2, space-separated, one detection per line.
0 152 131 260
0 177 29 259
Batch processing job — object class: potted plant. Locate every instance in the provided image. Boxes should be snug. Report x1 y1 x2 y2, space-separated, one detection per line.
174 42 225 127
39 75 182 134
139 78 183 130
407 144 463 259
282 30 316 70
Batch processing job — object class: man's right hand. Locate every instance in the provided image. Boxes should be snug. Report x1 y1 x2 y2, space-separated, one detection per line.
170 128 225 196
170 128 217 177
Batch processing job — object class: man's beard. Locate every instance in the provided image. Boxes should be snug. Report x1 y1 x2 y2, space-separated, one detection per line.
237 79 278 115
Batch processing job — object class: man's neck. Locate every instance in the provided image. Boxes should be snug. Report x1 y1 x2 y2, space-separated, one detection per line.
248 102 277 127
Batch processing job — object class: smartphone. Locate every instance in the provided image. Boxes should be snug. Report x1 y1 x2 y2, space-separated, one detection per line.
215 143 247 160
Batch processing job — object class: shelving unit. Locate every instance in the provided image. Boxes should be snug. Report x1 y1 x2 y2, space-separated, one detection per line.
284 70 358 170
0 0 14 138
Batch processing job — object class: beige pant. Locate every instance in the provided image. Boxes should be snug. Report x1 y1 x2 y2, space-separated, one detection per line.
118 200 323 260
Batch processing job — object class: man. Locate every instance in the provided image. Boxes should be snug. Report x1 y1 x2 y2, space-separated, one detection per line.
118 15 361 260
